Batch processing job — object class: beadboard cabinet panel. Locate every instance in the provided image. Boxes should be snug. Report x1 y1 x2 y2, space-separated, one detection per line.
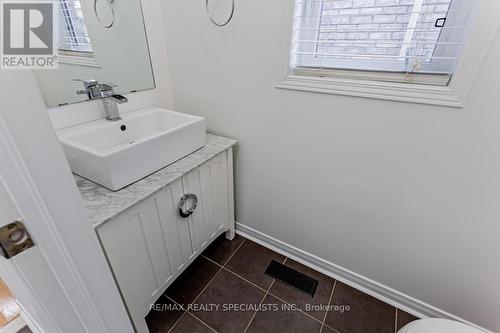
98 212 157 333
139 198 173 295
183 169 209 252
156 179 193 275
184 152 229 254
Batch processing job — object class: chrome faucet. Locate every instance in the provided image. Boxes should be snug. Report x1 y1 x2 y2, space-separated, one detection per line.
74 79 128 121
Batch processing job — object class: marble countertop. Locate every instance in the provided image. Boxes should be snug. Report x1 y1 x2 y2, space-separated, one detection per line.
75 134 237 228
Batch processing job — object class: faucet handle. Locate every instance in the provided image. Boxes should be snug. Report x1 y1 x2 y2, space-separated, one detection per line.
98 83 118 94
73 79 99 88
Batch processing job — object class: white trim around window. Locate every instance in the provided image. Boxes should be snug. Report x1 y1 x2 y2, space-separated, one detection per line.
57 50 101 68
57 54 101 68
276 0 500 108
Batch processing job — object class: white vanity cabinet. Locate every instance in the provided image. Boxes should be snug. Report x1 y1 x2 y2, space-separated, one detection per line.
97 150 234 333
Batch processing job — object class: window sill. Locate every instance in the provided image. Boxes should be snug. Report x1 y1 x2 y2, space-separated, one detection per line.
276 74 464 107
57 54 101 68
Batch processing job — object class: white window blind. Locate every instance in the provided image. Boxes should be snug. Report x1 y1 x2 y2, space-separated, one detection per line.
58 0 93 55
291 0 481 85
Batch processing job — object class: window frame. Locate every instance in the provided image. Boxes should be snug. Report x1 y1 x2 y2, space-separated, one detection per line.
57 51 101 68
57 0 101 68
276 0 500 107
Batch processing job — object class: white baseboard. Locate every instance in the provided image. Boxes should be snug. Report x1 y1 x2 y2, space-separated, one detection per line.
235 222 492 333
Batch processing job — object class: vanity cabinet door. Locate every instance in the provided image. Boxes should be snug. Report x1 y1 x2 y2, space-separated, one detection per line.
183 152 229 254
98 179 193 332
156 179 194 275
98 210 158 332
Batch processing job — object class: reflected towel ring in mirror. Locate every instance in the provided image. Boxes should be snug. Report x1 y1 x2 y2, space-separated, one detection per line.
206 0 235 27
94 0 115 28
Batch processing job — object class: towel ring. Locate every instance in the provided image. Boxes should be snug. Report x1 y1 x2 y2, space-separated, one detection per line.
94 0 115 28
206 0 235 27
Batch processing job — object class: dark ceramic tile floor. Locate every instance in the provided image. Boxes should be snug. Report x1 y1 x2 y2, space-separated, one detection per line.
146 234 419 333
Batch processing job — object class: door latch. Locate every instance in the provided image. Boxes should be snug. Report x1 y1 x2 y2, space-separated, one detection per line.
0 220 35 259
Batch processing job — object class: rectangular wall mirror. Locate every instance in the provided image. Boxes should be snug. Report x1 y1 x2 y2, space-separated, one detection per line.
33 0 155 107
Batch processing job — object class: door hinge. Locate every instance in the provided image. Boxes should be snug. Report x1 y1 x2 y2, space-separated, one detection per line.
0 220 35 259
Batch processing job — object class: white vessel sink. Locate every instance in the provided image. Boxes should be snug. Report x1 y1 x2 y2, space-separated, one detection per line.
58 107 206 191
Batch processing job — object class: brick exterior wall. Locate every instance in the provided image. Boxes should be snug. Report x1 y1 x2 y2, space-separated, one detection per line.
315 0 452 62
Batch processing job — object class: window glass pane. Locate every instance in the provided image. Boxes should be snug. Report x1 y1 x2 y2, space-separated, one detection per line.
292 0 478 75
58 0 93 53
410 1 453 63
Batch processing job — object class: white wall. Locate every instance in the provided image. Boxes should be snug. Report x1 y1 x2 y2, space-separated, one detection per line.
160 0 500 331
46 0 174 130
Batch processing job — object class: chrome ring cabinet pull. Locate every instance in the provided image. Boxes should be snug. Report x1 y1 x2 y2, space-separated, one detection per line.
178 194 198 218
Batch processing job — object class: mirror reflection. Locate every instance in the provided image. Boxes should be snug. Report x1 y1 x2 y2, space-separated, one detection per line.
33 0 155 107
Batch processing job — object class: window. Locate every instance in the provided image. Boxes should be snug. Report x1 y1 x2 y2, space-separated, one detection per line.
58 0 93 56
289 0 481 86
